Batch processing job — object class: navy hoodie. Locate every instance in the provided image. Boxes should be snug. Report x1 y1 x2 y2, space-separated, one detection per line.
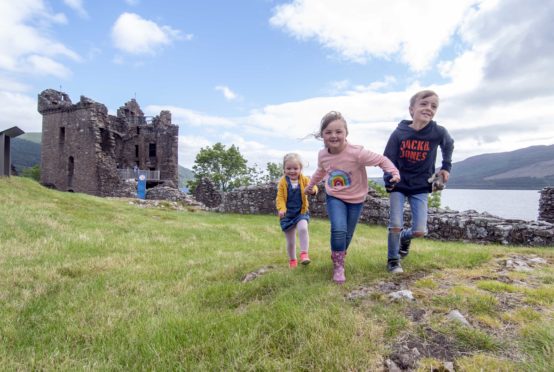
384 120 454 195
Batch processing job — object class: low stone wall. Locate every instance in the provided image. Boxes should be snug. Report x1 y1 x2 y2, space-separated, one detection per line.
206 182 553 247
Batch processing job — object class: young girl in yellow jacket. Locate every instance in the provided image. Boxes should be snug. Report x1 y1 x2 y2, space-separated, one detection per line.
276 153 318 268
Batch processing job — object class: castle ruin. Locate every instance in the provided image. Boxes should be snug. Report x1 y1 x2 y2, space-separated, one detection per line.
38 89 179 197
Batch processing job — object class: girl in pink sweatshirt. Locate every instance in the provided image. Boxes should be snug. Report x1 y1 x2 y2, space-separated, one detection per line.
305 111 399 284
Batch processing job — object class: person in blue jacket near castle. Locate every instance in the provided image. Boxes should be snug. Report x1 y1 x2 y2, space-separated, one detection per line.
383 90 454 273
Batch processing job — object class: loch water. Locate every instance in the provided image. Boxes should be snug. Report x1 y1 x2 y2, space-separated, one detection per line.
440 189 541 221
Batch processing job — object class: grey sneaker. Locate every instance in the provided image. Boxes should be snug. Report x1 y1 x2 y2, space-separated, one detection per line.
399 238 411 259
387 259 404 274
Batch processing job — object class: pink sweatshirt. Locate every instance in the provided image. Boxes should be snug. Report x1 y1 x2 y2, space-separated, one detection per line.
308 143 400 203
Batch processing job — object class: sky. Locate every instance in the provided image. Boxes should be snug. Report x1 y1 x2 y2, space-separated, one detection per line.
1 0 554 177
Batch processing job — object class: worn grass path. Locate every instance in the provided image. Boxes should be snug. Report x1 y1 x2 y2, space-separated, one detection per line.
1 177 553 371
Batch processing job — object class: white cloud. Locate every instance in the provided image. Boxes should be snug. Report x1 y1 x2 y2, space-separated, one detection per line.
219 133 296 170
215 85 239 101
349 76 398 94
178 131 293 171
178 135 212 168
453 0 554 104
111 13 190 55
0 76 31 93
258 0 554 172
0 1 79 134
0 0 80 75
146 105 235 128
328 80 350 93
0 91 42 132
270 0 482 71
63 0 88 18
27 55 72 78
148 0 554 174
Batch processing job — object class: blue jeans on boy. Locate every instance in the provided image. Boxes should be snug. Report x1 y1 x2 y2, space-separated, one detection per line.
326 195 364 252
387 192 428 260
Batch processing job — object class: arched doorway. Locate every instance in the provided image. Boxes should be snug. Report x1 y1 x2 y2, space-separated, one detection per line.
68 156 74 190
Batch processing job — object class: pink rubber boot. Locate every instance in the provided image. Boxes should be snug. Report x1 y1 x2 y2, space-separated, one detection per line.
330 251 346 284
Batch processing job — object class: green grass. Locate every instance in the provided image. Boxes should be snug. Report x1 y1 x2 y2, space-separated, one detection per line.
1 177 553 371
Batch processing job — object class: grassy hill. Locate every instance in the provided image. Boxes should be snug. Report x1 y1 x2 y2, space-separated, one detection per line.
11 132 42 173
1 177 553 370
448 145 554 189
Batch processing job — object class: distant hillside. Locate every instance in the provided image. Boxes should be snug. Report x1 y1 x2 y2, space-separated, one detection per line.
11 133 42 173
369 145 554 190
178 165 194 188
448 145 554 190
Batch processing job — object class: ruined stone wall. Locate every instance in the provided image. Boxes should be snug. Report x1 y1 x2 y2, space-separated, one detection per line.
539 187 554 223
143 119 179 186
201 182 554 247
114 103 178 186
194 178 222 208
38 89 179 197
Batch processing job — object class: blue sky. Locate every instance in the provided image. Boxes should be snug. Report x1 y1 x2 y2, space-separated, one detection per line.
1 0 554 176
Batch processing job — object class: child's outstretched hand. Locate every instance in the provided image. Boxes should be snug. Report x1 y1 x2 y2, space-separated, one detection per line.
389 175 400 184
438 169 450 183
304 185 315 195
383 172 400 191
278 211 286 219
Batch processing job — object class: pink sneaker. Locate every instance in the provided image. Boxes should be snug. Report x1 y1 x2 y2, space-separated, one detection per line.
300 252 311 265
289 259 298 268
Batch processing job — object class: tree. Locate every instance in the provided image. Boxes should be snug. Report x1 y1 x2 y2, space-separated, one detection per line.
368 180 387 197
428 191 441 208
21 165 40 181
187 143 251 192
265 162 282 183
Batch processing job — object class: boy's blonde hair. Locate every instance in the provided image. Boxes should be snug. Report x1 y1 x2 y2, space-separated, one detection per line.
315 110 348 140
283 153 303 169
409 90 439 108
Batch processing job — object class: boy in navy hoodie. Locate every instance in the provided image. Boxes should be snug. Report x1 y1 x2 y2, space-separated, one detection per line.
383 90 454 273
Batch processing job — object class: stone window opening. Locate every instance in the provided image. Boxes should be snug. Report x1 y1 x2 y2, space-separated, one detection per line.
99 128 112 152
135 145 139 158
59 127 65 144
149 143 156 158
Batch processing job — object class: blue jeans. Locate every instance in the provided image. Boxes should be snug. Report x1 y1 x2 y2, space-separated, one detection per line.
387 192 428 260
326 195 364 252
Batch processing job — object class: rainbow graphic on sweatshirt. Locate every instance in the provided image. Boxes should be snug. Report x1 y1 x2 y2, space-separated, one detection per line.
328 170 351 188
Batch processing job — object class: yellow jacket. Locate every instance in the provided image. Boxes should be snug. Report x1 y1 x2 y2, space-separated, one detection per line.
276 175 318 215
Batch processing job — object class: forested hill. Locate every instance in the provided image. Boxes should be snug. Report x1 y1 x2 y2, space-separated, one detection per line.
11 133 41 173
448 145 554 190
